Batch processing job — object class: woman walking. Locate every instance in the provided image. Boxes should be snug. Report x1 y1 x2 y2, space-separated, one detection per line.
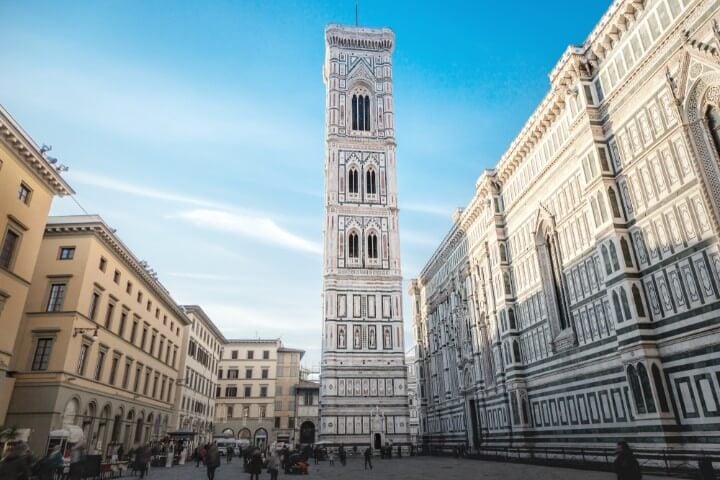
613 441 642 480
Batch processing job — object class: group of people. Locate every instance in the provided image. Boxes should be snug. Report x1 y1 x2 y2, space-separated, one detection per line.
192 442 280 480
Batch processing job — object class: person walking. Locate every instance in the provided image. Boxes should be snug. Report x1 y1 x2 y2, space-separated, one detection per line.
205 443 220 480
226 445 233 464
0 442 33 480
69 441 86 480
338 445 346 466
135 444 152 479
247 448 263 480
328 450 335 466
364 446 373 470
613 441 642 480
38 445 63 480
267 451 280 480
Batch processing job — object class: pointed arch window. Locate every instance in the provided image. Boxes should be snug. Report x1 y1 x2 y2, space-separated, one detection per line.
352 93 371 132
612 291 623 323
632 284 646 317
536 225 570 331
508 308 516 329
597 192 608 222
706 104 720 156
601 245 612 275
608 187 622 218
638 363 657 413
348 232 359 258
512 340 521 364
367 232 378 259
348 168 359 194
620 287 631 320
620 237 633 267
366 168 377 195
627 365 646 414
609 241 620 271
651 364 670 413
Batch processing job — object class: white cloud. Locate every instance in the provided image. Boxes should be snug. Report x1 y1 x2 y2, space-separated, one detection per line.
402 201 456 217
168 272 237 281
173 208 322 255
204 303 318 334
69 170 234 210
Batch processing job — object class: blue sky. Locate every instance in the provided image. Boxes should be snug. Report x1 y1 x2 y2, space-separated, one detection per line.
1 0 610 367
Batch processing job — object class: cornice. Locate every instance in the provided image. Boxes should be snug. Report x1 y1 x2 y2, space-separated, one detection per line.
325 24 395 53
0 105 74 196
182 305 227 343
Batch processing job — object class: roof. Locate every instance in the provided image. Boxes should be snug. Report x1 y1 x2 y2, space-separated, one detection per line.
45 215 190 325
0 104 74 196
296 380 320 390
182 305 226 342
278 346 306 359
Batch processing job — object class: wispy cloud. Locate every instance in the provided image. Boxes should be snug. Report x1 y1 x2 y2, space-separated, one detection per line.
173 209 322 255
402 201 456 217
168 272 237 281
70 170 233 210
402 229 442 247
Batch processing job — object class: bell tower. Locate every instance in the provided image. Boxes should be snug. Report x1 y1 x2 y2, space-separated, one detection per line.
319 24 410 450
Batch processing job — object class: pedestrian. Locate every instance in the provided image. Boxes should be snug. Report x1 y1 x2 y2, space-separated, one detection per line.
328 450 335 466
313 446 319 465
38 445 63 480
226 445 233 464
364 446 373 470
613 441 642 480
338 445 346 466
698 453 715 479
248 448 263 480
165 443 174 468
135 444 152 478
397 445 401 458
0 442 32 480
69 441 85 480
205 443 220 480
117 444 125 462
267 451 280 480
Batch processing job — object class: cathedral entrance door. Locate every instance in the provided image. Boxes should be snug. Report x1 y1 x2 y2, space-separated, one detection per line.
374 433 382 449
468 399 480 448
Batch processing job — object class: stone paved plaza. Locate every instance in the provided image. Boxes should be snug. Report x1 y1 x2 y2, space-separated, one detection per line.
149 456 671 480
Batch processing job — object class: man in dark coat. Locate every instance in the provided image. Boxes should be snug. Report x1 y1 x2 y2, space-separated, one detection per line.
248 448 263 480
363 446 373 470
205 443 220 480
613 441 642 480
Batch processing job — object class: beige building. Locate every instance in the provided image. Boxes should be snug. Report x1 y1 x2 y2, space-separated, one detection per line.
0 106 73 424
410 0 720 455
6 215 190 454
214 339 304 447
293 380 319 446
274 346 304 445
173 305 223 446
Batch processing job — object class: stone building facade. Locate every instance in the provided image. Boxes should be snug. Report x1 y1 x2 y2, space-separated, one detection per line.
274 347 304 445
0 106 73 424
6 215 189 454
172 305 223 446
405 347 420 448
319 23 410 450
214 339 303 447
294 380 319 446
410 0 720 453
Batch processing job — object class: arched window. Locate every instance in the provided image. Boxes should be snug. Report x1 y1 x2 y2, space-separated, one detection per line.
612 291 623 323
536 226 569 331
608 187 622 218
348 168 358 194
597 192 608 222
620 287 631 320
620 237 633 267
638 363 657 413
706 104 720 155
499 244 507 263
508 308 516 329
627 365 646 414
351 93 370 132
513 340 521 364
503 273 512 296
367 232 378 259
651 364 670 413
590 198 600 227
609 242 620 271
632 284 646 317
366 169 376 194
601 245 612 274
348 232 359 258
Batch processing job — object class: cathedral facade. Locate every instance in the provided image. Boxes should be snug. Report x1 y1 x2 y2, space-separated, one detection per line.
319 24 410 450
410 0 720 453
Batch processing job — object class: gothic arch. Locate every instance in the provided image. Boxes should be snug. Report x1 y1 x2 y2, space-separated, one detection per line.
683 71 720 238
534 209 572 341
